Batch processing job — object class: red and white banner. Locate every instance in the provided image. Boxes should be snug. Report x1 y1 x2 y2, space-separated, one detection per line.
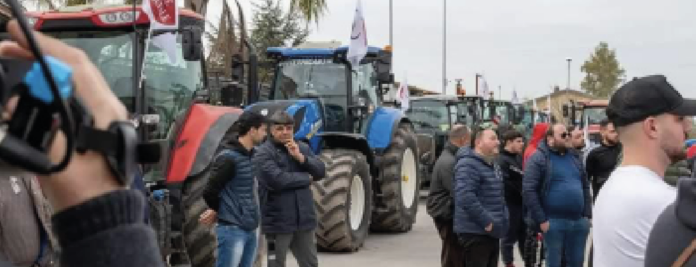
142 0 179 30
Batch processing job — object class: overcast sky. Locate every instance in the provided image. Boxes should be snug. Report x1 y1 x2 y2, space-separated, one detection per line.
212 0 696 100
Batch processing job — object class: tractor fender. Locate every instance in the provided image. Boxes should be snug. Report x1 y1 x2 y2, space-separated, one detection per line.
365 107 413 150
318 132 377 178
166 104 243 184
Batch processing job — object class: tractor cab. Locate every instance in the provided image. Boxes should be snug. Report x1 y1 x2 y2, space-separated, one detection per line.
27 4 206 140
27 4 211 181
256 45 394 150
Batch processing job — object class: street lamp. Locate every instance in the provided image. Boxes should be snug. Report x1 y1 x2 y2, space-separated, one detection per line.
442 0 447 94
566 57 572 90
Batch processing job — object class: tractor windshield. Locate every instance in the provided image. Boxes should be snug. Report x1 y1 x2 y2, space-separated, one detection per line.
407 101 450 132
274 60 348 100
582 107 607 126
48 30 203 141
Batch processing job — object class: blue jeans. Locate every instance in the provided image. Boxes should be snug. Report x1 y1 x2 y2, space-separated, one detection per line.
543 218 590 267
215 224 258 267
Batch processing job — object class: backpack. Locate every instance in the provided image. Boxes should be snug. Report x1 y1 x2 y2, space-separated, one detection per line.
672 239 696 267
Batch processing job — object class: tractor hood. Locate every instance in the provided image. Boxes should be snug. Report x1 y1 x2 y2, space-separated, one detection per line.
245 100 324 148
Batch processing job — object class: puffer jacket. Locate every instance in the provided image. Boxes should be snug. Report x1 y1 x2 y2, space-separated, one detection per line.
453 147 509 238
253 139 326 234
665 160 692 187
203 139 259 231
523 140 592 229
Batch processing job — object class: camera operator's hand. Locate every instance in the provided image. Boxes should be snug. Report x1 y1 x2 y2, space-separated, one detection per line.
0 20 128 213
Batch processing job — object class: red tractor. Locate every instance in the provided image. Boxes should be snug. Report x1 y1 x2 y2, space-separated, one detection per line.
26 4 257 267
563 99 609 149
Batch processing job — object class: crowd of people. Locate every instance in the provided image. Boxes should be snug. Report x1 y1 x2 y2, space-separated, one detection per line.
426 74 696 267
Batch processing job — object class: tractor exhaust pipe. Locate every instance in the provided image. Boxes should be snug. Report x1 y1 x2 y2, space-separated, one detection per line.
243 38 259 105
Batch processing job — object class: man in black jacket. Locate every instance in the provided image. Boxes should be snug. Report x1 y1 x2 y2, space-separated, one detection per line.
585 119 621 201
426 124 470 267
200 111 267 267
497 130 526 267
252 111 326 267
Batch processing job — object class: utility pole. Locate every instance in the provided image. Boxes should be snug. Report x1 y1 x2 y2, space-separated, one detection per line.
442 0 447 94
475 73 481 96
389 0 393 47
566 57 572 90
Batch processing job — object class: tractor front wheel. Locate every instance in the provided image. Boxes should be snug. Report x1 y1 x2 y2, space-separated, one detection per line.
181 171 218 267
370 125 420 232
312 149 373 252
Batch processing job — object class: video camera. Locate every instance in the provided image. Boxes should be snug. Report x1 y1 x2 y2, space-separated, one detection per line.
0 0 152 186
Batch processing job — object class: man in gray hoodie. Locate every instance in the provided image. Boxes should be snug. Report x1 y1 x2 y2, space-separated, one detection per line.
454 126 508 267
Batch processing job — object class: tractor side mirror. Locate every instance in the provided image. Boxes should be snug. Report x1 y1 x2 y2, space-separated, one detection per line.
231 54 245 82
376 50 394 83
562 104 569 118
468 105 479 123
182 28 203 61
515 106 526 124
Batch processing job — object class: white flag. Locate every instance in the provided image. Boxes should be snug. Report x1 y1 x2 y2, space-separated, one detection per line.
512 89 520 105
142 0 178 30
479 76 490 100
347 0 368 67
397 80 410 112
152 32 179 65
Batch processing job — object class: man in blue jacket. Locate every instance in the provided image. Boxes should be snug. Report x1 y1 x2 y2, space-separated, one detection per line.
252 111 326 267
454 126 508 267
523 123 592 267
200 111 268 267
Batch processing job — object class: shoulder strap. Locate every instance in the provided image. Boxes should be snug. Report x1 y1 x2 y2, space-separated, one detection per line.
672 239 696 267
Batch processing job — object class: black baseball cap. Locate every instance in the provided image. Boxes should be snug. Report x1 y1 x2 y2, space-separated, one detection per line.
606 75 696 127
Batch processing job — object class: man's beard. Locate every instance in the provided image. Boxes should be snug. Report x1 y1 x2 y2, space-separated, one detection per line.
553 142 568 153
604 137 619 146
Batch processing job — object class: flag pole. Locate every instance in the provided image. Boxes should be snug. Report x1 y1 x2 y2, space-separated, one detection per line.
138 26 154 90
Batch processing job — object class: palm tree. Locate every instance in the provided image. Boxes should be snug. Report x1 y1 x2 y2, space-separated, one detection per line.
289 0 327 23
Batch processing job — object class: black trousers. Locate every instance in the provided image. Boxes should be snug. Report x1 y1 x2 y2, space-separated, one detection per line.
502 202 527 264
434 219 465 267
458 233 500 267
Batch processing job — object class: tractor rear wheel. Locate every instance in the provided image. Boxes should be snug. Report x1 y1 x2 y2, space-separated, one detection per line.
312 149 373 252
370 125 420 232
181 170 218 267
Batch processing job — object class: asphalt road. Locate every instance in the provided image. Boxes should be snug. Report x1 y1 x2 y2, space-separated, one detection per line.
285 196 532 267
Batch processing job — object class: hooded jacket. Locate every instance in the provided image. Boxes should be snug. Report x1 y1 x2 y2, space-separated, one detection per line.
523 140 592 228
497 149 524 205
453 147 509 238
523 123 549 170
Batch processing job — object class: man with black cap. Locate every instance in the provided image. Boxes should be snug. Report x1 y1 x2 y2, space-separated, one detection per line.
252 111 326 267
592 75 695 267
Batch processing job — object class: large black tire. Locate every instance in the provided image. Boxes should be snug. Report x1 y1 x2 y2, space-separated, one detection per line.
181 170 217 267
370 125 420 232
312 149 373 252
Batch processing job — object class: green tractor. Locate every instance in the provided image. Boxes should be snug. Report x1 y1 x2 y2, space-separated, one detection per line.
406 95 483 187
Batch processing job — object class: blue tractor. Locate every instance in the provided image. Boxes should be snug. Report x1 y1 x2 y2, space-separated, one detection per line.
246 45 424 252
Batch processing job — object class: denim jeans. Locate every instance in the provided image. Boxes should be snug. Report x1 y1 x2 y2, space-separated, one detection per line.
215 224 258 267
543 218 590 267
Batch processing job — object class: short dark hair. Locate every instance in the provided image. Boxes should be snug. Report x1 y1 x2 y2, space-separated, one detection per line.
449 124 470 140
236 111 266 136
600 119 612 129
502 130 523 145
268 111 294 126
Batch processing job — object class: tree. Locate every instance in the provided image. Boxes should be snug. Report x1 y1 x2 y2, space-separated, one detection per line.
289 0 326 24
580 42 626 98
251 0 309 80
